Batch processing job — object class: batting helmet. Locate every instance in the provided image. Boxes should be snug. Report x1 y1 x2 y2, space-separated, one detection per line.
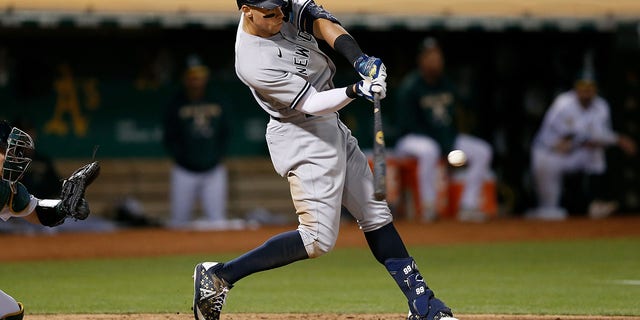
236 0 286 9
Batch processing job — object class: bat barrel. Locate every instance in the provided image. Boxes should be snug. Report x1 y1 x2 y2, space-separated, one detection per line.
373 94 386 201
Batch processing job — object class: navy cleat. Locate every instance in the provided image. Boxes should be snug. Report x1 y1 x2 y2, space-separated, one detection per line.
193 262 232 320
408 310 458 320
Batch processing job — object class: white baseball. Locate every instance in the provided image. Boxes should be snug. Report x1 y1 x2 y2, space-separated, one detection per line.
447 150 467 167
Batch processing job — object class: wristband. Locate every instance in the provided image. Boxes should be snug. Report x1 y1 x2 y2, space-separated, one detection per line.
35 199 66 227
345 84 358 99
334 34 364 66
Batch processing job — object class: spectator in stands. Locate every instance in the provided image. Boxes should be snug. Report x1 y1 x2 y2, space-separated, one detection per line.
528 59 637 220
163 54 231 229
394 37 493 222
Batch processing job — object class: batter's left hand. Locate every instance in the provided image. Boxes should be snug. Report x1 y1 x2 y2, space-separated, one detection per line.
354 54 387 81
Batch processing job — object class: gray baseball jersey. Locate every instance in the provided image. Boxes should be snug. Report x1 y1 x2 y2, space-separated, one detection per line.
234 0 391 258
235 1 336 120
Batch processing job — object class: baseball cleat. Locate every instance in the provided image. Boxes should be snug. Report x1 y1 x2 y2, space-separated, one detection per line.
407 310 458 320
193 262 232 320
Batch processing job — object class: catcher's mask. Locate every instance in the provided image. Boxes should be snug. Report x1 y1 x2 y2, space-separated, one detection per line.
2 127 34 193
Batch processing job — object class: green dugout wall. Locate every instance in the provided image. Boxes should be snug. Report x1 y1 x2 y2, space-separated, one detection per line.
1 19 639 213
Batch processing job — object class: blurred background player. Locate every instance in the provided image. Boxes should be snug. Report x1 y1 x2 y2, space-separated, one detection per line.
394 37 493 222
0 120 91 319
528 55 637 220
163 55 231 229
192 1 457 320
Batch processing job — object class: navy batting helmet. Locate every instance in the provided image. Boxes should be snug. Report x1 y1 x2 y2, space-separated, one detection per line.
237 0 286 9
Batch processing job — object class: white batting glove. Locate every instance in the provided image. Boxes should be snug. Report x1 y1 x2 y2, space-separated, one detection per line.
355 78 386 102
372 76 387 98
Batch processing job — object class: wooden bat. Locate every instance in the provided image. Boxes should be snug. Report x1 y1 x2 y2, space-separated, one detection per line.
373 93 386 201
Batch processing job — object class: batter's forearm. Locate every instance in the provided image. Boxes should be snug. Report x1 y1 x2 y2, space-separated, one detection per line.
295 85 354 115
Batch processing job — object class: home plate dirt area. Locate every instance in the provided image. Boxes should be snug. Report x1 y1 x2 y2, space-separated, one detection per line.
22 313 640 319
4 216 640 320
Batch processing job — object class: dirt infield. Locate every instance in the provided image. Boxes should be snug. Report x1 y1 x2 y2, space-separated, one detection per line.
2 216 640 262
3 216 640 319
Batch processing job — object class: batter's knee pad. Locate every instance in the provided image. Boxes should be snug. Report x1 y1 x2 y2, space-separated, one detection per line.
2 302 24 320
385 257 451 319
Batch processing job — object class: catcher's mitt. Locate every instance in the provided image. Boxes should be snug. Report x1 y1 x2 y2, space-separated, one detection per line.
58 161 100 220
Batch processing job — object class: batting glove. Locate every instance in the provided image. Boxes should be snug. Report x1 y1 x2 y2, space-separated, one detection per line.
354 54 387 81
355 78 387 102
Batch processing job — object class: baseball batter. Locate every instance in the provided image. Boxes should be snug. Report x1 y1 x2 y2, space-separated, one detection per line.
0 120 93 320
529 73 637 220
192 1 458 320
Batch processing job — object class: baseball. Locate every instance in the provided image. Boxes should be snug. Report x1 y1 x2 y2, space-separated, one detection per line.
447 150 467 167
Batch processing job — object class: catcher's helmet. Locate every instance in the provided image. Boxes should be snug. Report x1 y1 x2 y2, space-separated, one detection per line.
2 126 34 192
237 0 286 9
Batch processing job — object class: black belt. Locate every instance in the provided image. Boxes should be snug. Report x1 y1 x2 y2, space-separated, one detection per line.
270 114 314 121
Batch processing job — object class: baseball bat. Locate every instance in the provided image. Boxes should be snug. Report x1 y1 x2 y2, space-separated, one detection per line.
373 93 386 201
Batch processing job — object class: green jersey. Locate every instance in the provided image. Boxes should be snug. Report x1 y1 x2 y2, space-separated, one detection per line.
396 71 460 153
0 180 37 221
163 92 230 172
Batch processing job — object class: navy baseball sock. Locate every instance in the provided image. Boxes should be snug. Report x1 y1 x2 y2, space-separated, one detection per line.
364 222 409 264
386 257 451 318
216 230 309 284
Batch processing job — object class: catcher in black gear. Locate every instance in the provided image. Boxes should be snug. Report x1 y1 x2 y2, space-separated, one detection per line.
0 120 100 320
0 120 100 226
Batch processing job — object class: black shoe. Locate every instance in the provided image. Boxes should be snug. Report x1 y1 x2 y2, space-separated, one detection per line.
407 310 458 320
193 262 232 320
